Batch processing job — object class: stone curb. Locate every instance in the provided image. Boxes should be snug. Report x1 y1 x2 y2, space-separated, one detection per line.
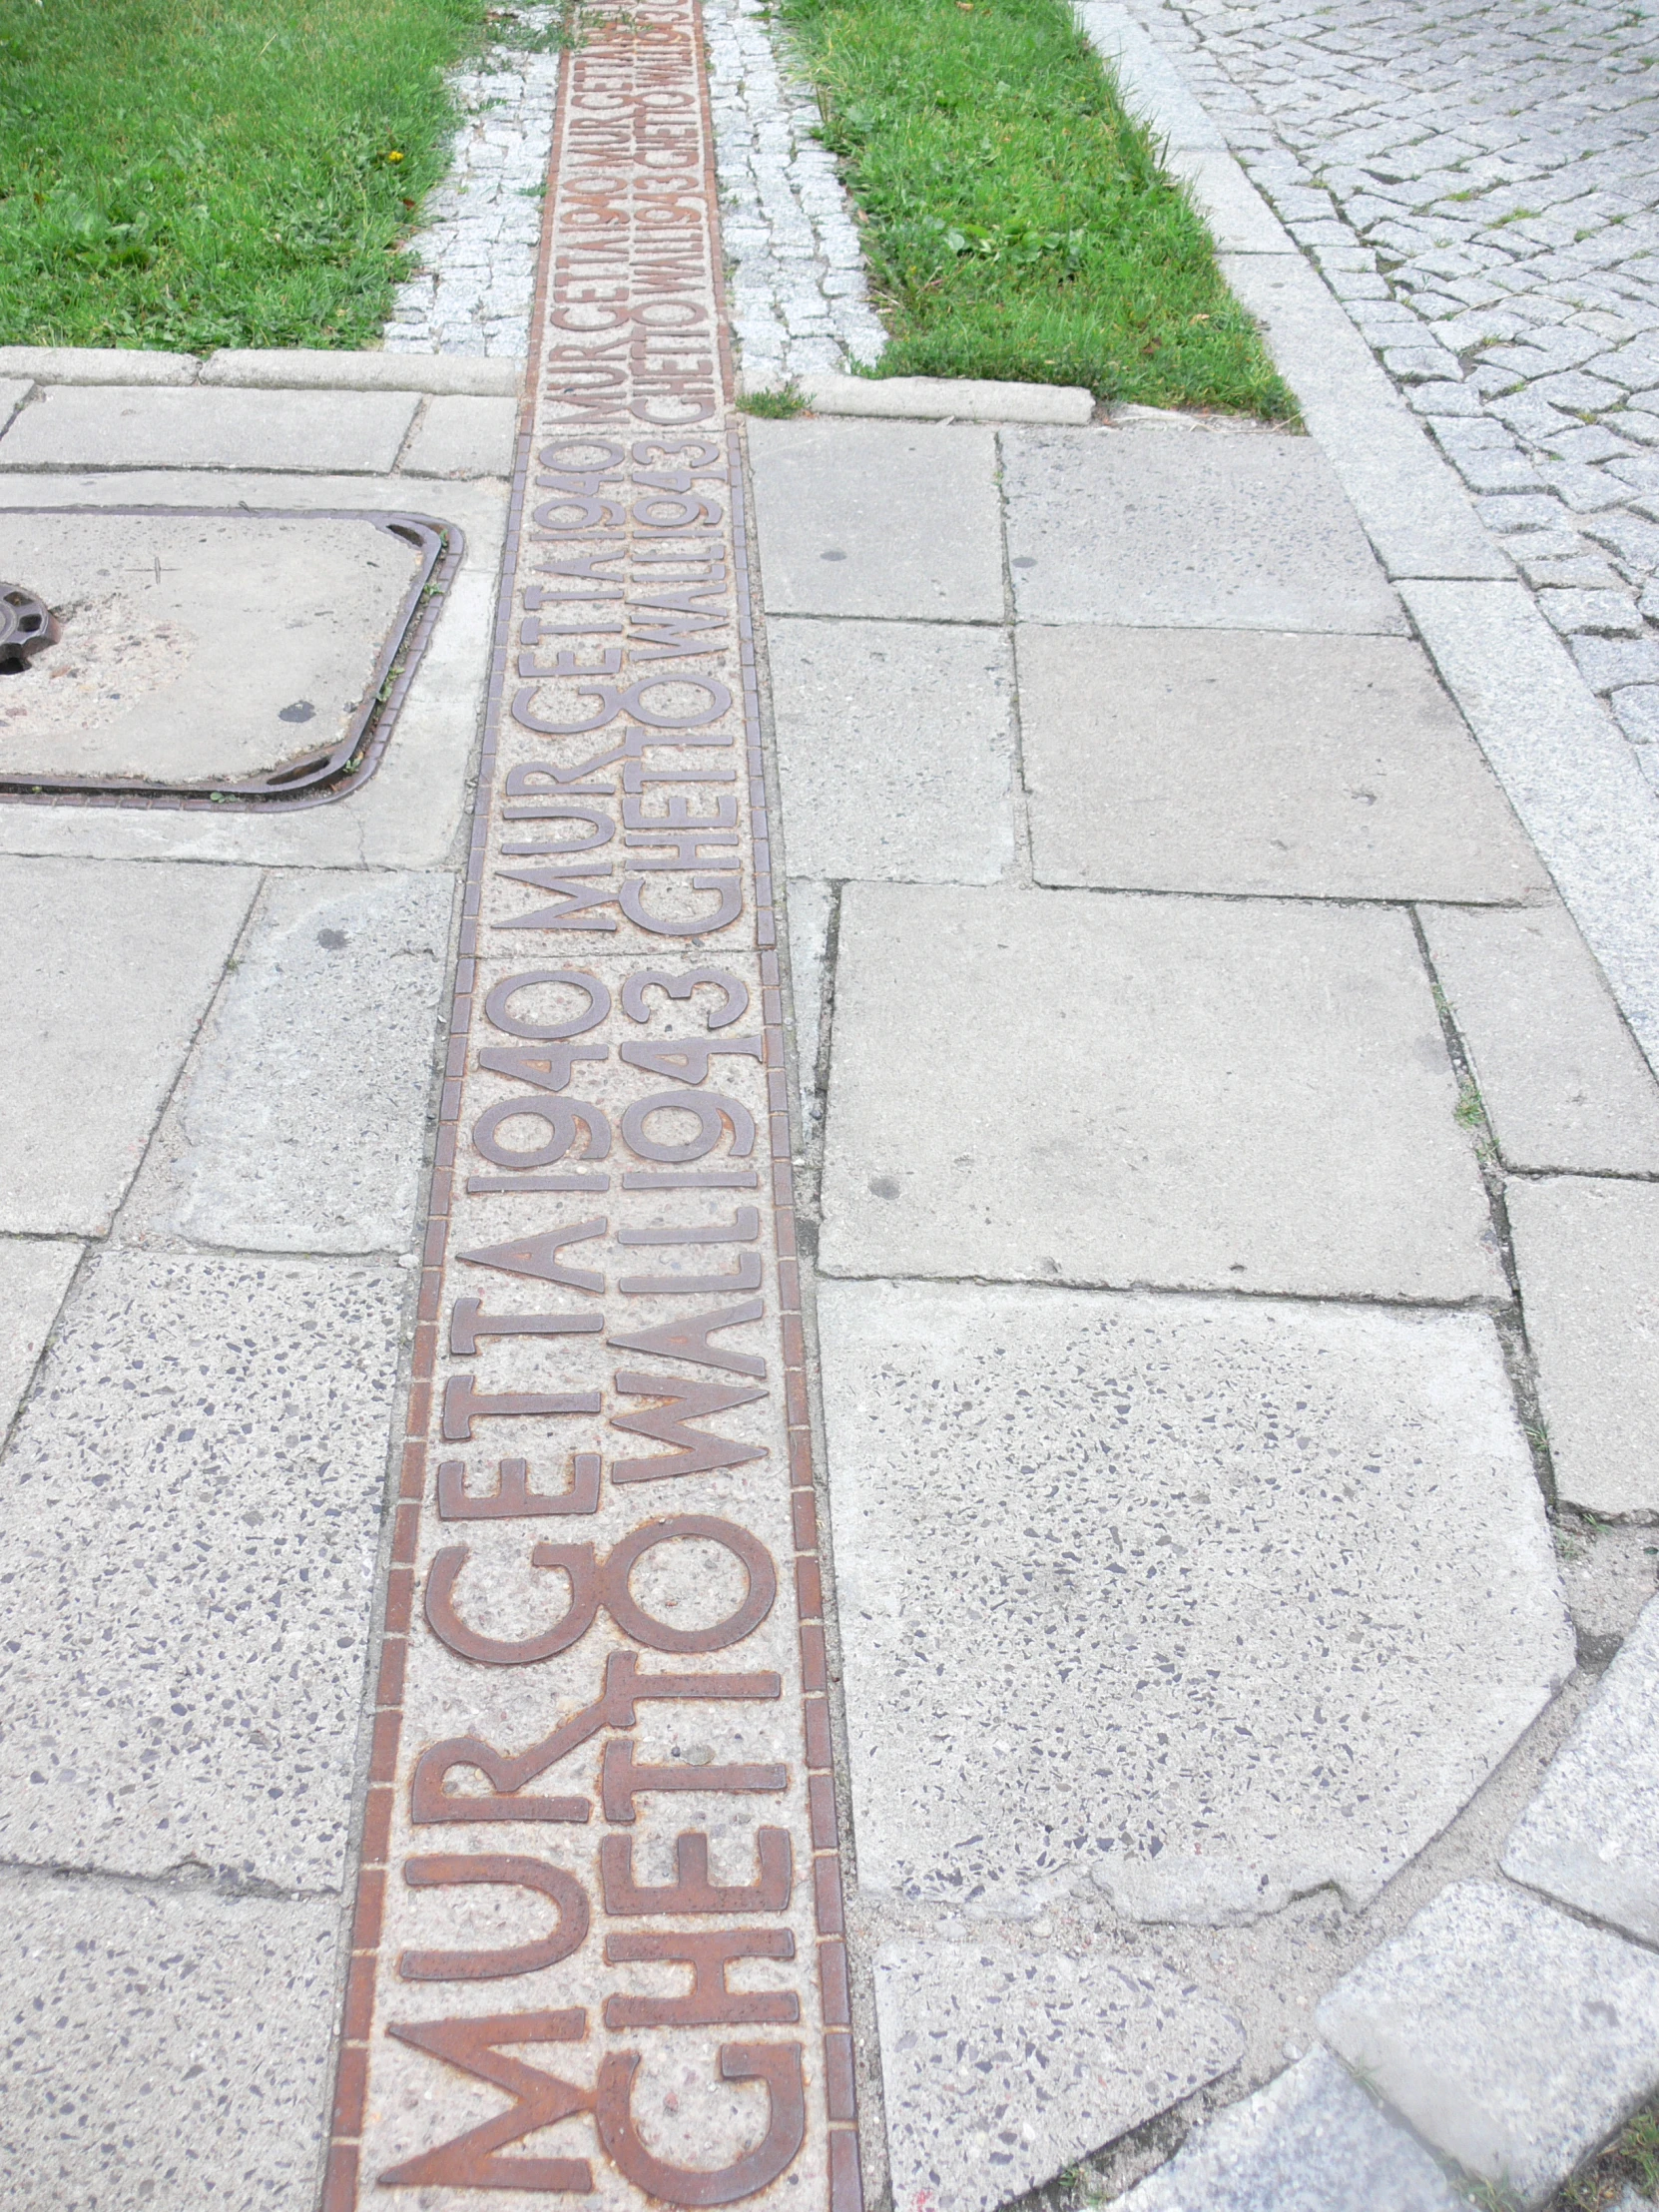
0 346 524 396
1072 0 1659 1087
781 371 1095 426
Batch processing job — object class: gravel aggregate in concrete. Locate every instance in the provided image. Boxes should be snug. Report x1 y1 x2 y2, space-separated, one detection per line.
874 1938 1244 2212
0 1251 403 1888
0 1871 338 2211
819 1280 1569 1924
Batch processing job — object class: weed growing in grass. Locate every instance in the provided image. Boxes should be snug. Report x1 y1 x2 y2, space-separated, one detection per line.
0 0 558 349
776 0 1296 415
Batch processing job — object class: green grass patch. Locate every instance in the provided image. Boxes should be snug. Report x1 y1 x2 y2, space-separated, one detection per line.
0 0 534 351
773 0 1296 416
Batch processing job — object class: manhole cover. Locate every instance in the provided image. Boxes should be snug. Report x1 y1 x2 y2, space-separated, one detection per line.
0 582 53 674
0 507 461 807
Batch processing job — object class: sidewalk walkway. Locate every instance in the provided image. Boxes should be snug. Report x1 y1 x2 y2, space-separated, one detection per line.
0 3 1657 2210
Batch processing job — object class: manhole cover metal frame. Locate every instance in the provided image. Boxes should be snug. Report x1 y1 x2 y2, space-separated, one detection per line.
0 505 464 811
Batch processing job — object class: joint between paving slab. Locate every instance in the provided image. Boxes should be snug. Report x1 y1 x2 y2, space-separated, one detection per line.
1412 906 1559 1508
0 1854 337 1904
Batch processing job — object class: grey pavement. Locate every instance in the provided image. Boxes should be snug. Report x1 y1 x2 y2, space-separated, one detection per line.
0 361 499 2208
5 7 1659 2206
752 392 1659 2210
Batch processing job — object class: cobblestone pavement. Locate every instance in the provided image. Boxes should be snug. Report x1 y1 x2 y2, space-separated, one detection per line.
381 13 563 356
383 0 886 384
706 0 887 387
1123 0 1659 788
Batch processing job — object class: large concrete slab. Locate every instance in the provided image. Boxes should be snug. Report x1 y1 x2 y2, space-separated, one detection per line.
1421 905 1659 1172
1019 628 1546 899
1116 2048 1464 2212
1507 1177 1659 1517
1001 424 1405 632
130 869 452 1253
0 1871 337 2211
746 417 1004 620
0 383 419 473
819 1281 1570 1922
1316 1881 1659 2208
873 1938 1244 2212
768 617 1016 881
820 885 1502 1301
0 1237 79 1432
0 510 426 783
0 855 259 1236
0 1251 401 1887
1503 1595 1659 1944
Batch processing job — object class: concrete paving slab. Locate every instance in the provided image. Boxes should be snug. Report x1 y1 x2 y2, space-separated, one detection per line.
0 384 419 473
0 510 427 784
0 377 31 437
820 885 1502 1301
1114 2048 1464 2212
0 1250 402 1887
200 348 522 395
746 417 1004 620
1503 1595 1659 1944
769 617 1016 880
797 372 1094 424
0 1871 337 2211
0 855 259 1236
1001 424 1406 632
0 346 198 385
1315 1880 1659 2207
1400 580 1659 1072
0 471 505 870
873 1937 1244 2212
818 1281 1569 1922
1421 905 1659 1172
400 391 519 477
1507 1177 1659 1518
131 870 452 1253
1019 628 1546 899
1219 252 1512 584
0 1237 80 1433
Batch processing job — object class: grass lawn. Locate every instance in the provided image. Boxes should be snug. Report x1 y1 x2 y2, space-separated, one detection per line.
774 0 1296 416
0 0 504 351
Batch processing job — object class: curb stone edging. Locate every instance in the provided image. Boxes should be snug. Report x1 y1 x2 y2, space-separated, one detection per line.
785 372 1096 425
1071 0 1659 1087
0 346 523 396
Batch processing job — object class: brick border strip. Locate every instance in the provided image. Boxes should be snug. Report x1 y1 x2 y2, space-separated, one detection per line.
321 4 862 2205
